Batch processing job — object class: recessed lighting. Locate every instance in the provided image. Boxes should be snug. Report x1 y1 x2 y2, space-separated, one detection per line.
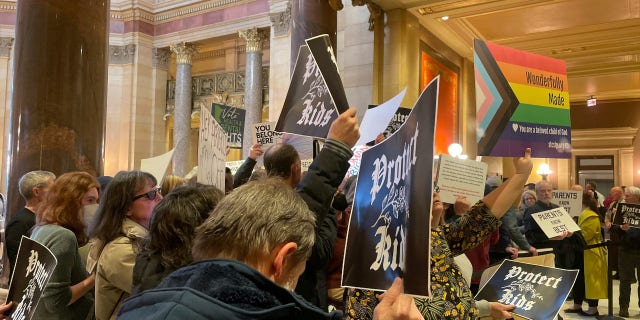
441 16 449 21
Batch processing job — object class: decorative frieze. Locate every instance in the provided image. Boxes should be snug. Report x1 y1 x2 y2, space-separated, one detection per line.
0 37 13 57
238 27 266 53
170 42 197 65
269 2 291 37
109 44 136 64
165 67 269 114
152 47 171 69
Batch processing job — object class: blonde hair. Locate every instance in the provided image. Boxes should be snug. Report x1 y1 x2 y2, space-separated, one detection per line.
160 175 187 196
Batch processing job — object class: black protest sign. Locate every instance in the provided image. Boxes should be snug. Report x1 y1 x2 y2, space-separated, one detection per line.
383 107 411 137
275 45 339 139
305 34 348 113
212 103 245 150
5 236 57 320
342 77 439 297
613 202 640 228
476 260 578 320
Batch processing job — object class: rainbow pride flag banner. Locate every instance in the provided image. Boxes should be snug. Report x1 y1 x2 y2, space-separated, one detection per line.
474 39 571 158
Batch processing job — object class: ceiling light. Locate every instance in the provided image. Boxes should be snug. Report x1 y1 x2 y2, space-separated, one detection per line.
441 16 449 21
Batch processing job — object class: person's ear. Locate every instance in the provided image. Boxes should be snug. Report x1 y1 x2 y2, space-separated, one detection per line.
32 187 42 199
271 242 298 280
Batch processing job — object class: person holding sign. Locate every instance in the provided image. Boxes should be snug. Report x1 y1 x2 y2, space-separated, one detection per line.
118 179 423 320
232 143 264 188
346 149 534 320
262 108 359 310
611 186 640 317
30 172 100 320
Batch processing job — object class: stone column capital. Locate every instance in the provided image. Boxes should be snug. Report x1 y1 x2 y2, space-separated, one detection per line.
170 42 197 65
0 37 14 57
269 2 291 37
239 27 266 53
109 44 136 64
153 47 172 69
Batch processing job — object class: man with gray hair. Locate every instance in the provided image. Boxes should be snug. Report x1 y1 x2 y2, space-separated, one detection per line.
261 109 360 310
5 170 55 274
118 178 423 319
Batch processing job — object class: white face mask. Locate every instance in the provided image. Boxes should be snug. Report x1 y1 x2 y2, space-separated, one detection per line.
82 203 99 230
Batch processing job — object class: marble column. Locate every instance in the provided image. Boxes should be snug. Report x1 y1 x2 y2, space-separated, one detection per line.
239 27 266 158
0 37 14 196
7 0 108 218
290 0 338 72
169 42 196 177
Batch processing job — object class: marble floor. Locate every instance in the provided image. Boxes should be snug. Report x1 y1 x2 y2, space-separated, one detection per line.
560 279 640 319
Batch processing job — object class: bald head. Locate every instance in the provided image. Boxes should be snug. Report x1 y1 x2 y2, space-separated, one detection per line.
610 186 624 201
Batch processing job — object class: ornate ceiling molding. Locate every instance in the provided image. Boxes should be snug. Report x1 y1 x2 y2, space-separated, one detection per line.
110 0 251 23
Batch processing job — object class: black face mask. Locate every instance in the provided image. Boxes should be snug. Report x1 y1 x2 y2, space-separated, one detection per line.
331 192 348 211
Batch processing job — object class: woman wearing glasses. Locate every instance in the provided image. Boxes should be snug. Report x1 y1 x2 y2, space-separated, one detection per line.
88 171 162 320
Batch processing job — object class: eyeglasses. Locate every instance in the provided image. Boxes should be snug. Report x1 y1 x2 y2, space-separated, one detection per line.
132 188 161 202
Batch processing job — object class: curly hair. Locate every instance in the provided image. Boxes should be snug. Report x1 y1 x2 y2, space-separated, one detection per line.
37 172 99 245
142 185 224 269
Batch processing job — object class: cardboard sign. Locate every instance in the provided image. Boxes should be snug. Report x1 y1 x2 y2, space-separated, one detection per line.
275 44 339 139
531 207 581 238
212 103 245 150
383 107 411 138
5 236 57 320
305 34 349 113
476 260 579 320
435 154 488 205
140 148 175 182
342 77 439 297
551 190 582 217
474 39 571 158
198 105 227 190
251 121 283 148
355 89 406 146
613 202 640 228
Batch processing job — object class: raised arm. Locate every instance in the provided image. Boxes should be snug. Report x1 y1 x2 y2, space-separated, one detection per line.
482 148 533 219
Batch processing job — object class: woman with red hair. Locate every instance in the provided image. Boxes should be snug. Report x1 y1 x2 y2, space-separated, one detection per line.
30 172 100 319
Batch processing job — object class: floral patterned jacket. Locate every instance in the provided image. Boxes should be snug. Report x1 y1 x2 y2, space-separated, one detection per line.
345 202 500 320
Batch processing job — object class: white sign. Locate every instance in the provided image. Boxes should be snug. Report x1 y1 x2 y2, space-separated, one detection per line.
140 149 175 182
435 154 488 205
252 121 283 148
300 158 313 172
552 190 582 217
531 207 581 239
198 106 227 190
355 89 406 146
225 160 245 175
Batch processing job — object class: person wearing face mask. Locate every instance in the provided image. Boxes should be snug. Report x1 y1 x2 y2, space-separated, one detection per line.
30 172 100 320
88 171 163 320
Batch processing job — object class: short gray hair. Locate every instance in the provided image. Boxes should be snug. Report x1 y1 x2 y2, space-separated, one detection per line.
18 171 56 200
193 178 315 267
626 186 640 202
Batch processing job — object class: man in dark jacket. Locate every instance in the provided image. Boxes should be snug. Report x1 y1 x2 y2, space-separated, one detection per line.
118 174 422 319
260 109 358 309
